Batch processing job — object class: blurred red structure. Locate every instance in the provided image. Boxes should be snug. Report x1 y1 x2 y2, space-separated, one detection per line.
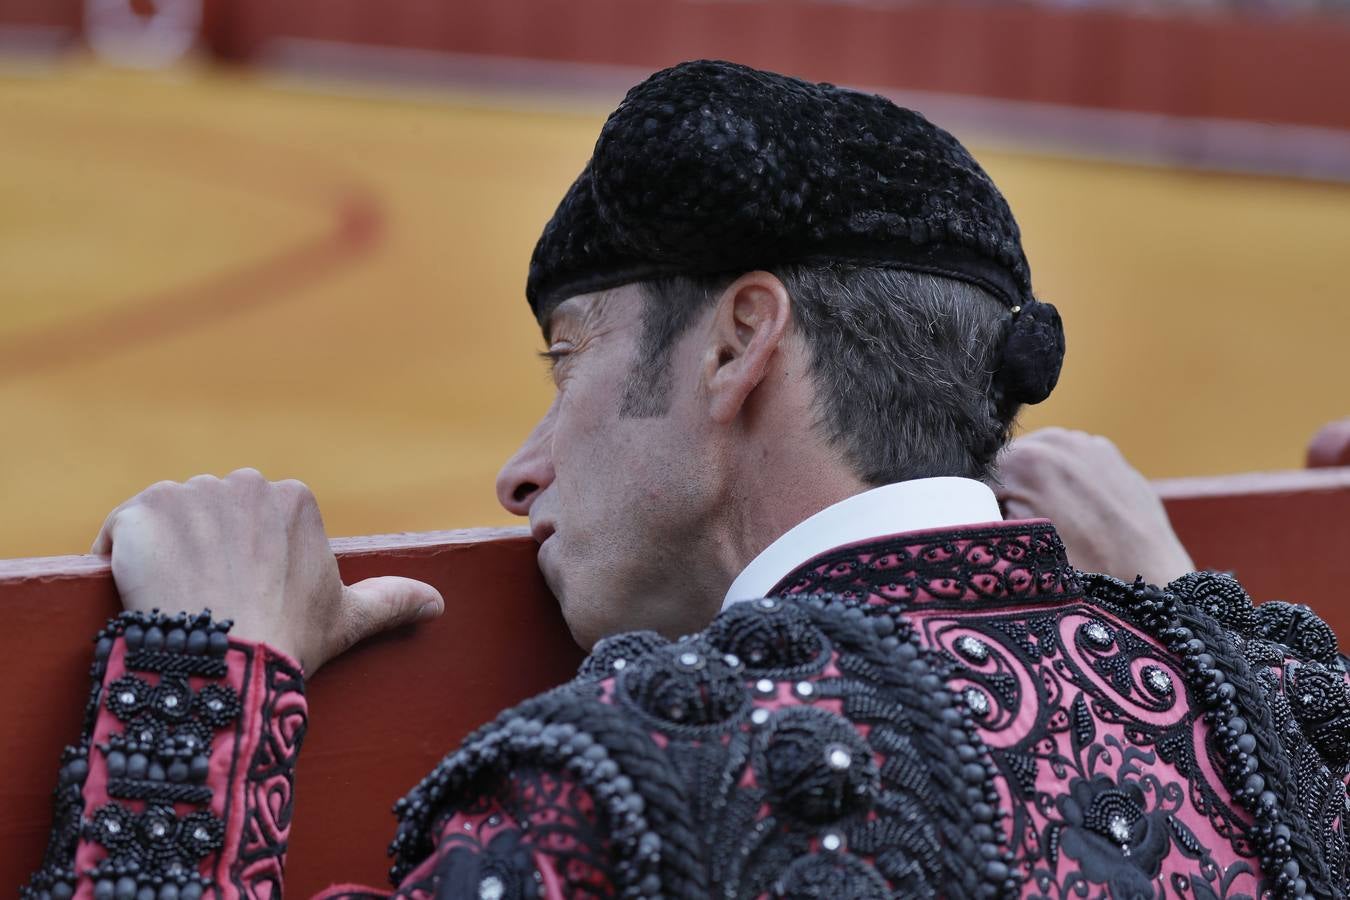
4 1 1350 131
0 0 78 28
3 419 1348 893
209 0 1350 131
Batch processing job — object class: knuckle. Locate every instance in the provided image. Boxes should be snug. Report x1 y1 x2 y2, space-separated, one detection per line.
109 504 149 535
137 479 183 504
1007 443 1063 479
276 478 315 501
276 480 320 521
226 467 267 486
1010 441 1050 464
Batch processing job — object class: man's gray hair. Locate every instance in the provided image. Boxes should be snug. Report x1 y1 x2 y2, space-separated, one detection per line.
623 265 1020 484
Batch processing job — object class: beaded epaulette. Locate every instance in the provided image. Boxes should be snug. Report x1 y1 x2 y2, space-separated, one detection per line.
391 592 1020 899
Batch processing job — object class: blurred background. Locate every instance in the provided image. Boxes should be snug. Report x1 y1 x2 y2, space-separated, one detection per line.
1 0 1347 559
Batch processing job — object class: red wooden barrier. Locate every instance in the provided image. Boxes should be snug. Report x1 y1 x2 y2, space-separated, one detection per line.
1157 467 1350 620
4 2 1349 132
1 528 583 896
4 455 1348 892
0 0 79 30
205 0 1350 132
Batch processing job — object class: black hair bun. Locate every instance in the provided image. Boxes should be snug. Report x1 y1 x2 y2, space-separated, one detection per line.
996 300 1065 405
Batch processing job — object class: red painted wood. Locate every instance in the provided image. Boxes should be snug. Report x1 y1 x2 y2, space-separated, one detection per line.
6 1 1348 130
198 0 1350 131
1307 418 1350 468
0 0 80 29
1155 468 1350 640
4 466 1349 889
1 528 584 896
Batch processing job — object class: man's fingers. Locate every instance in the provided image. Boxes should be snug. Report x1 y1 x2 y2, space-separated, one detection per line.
89 478 185 555
998 441 1070 494
91 517 114 556
341 576 445 647
91 500 136 555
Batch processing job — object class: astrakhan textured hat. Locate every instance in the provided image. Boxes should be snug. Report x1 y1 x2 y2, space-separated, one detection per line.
527 60 1065 404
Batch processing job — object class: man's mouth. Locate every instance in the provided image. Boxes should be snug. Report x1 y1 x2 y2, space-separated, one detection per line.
530 521 556 545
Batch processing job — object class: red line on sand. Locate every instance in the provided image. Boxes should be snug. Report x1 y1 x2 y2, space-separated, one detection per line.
0 192 381 382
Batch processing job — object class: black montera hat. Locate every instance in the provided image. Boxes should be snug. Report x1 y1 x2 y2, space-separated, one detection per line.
526 60 1065 404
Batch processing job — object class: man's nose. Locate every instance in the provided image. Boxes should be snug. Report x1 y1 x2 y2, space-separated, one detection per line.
496 419 555 517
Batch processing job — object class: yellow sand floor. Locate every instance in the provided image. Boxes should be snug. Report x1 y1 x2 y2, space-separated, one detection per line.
2 60 1346 558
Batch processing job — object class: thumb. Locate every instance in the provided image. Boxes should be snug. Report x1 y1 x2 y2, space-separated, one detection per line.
338 576 445 650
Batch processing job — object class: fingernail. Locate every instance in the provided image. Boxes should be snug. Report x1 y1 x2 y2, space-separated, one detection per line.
416 602 442 621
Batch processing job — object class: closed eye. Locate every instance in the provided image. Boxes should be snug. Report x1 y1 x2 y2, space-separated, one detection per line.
538 349 566 366
538 347 573 378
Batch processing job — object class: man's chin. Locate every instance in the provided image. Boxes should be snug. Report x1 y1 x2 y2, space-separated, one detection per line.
536 546 608 650
535 537 562 598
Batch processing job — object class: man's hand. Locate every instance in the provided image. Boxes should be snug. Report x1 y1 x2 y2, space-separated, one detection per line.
996 428 1195 586
91 469 444 674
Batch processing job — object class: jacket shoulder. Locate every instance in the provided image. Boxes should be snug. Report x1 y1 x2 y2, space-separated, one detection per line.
394 595 1019 898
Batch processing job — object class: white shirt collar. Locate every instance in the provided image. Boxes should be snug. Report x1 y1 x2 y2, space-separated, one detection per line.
722 476 1003 609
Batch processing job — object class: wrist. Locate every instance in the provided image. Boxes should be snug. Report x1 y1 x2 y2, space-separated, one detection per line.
28 609 285 900
1136 536 1195 587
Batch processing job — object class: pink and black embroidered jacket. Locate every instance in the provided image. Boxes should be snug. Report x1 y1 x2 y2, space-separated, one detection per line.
24 520 1350 899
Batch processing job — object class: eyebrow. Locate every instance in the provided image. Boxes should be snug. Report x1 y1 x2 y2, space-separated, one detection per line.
542 311 566 344
543 303 581 343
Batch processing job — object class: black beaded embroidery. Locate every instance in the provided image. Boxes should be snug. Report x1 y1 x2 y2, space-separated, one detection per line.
770 524 1350 897
579 630 670 680
616 640 751 732
705 598 827 672
392 588 1018 899
1288 661 1350 770
1080 573 1347 899
22 611 238 900
772 521 1080 607
761 707 879 824
391 694 673 896
1252 600 1343 666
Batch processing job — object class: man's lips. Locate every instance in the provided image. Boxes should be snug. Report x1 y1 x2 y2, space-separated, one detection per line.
530 521 556 545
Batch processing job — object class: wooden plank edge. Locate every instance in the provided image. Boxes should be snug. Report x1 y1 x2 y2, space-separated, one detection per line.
0 525 533 584
1155 467 1350 500
6 467 1347 585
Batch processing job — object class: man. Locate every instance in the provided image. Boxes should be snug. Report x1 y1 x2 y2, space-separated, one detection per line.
24 61 1347 899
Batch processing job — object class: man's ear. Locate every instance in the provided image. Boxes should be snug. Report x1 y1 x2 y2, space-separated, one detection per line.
703 271 793 424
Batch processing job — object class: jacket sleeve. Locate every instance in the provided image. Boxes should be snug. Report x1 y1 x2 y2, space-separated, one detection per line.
23 611 308 900
365 773 612 899
312 776 611 900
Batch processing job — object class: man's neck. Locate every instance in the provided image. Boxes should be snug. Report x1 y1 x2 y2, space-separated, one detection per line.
723 476 1003 607
718 461 866 596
